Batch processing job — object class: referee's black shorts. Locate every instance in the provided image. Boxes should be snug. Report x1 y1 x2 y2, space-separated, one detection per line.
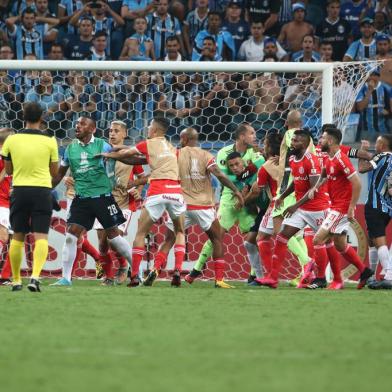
10 186 53 234
68 194 125 231
365 203 392 239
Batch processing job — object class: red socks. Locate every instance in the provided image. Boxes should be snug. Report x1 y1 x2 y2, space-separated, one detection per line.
326 242 342 283
131 247 144 277
71 245 83 276
174 245 185 271
304 229 315 259
314 244 328 279
270 234 289 280
339 245 365 273
99 252 114 279
82 238 100 262
154 251 168 270
214 258 225 281
258 239 272 275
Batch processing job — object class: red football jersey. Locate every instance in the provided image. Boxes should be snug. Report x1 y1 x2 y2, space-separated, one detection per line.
289 152 329 211
324 149 356 213
257 166 277 199
128 165 144 211
0 156 11 208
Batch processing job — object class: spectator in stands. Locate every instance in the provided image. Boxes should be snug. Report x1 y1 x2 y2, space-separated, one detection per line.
278 2 314 53
278 0 293 28
247 71 284 136
86 30 110 60
93 71 126 135
197 35 222 61
65 72 96 129
341 0 374 39
64 16 94 60
356 69 391 141
48 43 65 60
376 34 392 87
183 0 209 57
15 53 40 97
10 0 36 16
319 40 334 62
238 22 286 62
57 0 84 36
164 35 183 60
121 0 154 37
222 1 250 55
25 70 68 135
0 20 9 47
263 37 287 61
0 45 14 60
0 70 16 129
246 0 281 36
69 1 124 58
343 17 377 61
158 72 201 131
193 11 235 61
147 0 184 60
374 10 392 35
291 34 321 62
123 71 162 134
315 0 352 61
6 8 44 59
35 0 60 56
283 72 321 137
119 16 154 60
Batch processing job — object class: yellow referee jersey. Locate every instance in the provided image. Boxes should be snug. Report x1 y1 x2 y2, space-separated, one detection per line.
1 129 59 188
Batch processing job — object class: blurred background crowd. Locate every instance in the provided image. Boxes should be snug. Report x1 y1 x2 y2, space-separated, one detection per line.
0 0 391 143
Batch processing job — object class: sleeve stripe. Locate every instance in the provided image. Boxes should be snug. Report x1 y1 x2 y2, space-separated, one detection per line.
347 171 357 179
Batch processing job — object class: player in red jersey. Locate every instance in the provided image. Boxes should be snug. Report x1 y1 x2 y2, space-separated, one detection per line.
0 128 13 285
256 129 331 288
245 132 282 280
312 127 373 289
100 117 186 287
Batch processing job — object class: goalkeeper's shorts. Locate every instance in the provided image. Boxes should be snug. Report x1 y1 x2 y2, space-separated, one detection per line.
217 202 256 234
272 193 297 218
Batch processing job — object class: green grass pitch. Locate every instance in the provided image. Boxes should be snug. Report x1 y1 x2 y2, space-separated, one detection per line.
0 279 390 392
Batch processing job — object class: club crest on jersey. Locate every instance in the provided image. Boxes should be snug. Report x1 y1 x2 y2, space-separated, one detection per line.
338 25 345 34
299 167 304 174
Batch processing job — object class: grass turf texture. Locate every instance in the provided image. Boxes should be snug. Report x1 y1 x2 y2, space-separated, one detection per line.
0 280 390 392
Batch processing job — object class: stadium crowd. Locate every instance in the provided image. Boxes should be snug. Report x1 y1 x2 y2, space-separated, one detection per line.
0 0 391 140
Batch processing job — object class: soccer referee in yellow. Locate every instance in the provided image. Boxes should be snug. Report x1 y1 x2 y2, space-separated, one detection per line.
1 102 59 292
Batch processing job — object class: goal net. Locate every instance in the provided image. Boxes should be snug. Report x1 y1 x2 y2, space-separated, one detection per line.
0 60 383 281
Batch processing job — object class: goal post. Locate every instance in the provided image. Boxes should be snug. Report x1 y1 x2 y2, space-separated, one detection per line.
0 59 383 281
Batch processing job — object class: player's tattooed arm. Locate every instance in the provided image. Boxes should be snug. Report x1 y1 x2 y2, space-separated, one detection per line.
208 164 244 208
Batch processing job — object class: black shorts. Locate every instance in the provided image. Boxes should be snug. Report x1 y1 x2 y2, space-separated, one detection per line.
68 194 125 231
10 186 53 234
365 204 391 239
249 208 267 233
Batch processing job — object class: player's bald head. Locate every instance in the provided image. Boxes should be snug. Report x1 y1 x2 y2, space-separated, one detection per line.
286 110 302 129
180 127 199 147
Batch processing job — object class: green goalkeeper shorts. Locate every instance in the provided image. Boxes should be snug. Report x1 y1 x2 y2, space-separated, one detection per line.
217 202 256 234
272 193 297 218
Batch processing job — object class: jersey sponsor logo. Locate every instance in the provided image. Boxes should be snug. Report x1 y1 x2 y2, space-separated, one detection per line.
293 176 308 181
80 151 88 166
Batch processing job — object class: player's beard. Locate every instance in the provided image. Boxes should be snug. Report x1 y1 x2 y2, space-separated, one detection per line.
320 144 329 152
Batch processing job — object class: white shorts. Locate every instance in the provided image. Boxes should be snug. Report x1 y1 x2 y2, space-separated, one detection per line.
93 208 133 235
0 206 10 230
145 193 186 223
166 208 216 232
66 197 73 217
320 210 350 234
283 209 328 233
258 205 274 235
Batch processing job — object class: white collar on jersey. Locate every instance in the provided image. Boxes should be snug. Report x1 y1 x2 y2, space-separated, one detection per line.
77 135 95 146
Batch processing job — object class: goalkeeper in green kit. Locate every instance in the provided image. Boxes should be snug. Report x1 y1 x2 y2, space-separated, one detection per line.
185 123 268 283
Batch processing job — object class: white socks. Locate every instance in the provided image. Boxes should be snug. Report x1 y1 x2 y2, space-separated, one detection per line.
244 241 263 278
377 245 392 280
368 246 378 272
109 235 132 266
62 233 78 282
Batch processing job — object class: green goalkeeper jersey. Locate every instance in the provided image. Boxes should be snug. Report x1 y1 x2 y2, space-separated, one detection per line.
217 144 265 205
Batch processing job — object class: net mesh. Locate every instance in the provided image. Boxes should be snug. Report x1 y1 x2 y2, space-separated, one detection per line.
0 60 383 281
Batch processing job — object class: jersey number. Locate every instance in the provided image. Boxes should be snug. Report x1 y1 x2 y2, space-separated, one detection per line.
108 204 118 216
